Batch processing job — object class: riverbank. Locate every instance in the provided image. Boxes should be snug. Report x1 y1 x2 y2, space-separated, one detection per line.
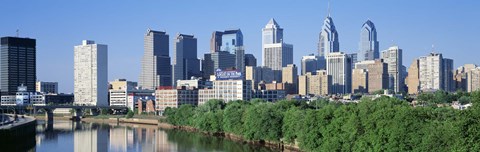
0 115 37 151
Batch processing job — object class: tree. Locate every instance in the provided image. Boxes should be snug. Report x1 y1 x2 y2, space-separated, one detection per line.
223 101 247 135
126 109 134 119
458 96 471 105
243 103 283 141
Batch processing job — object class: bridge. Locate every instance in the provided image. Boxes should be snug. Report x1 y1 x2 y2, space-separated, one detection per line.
0 105 129 123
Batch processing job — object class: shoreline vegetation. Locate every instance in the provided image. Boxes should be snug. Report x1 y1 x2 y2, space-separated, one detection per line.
34 90 480 151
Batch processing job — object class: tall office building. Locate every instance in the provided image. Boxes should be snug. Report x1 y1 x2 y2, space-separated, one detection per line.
355 60 388 93
301 54 325 75
172 34 200 86
455 64 478 91
209 29 245 73
139 29 172 90
358 20 379 61
210 31 223 53
74 40 108 106
443 58 455 92
262 18 293 71
221 29 245 72
245 66 275 89
326 52 352 94
381 46 403 93
282 64 298 94
244 54 257 67
467 68 480 92
0 37 36 95
202 51 236 78
318 15 339 57
36 81 58 94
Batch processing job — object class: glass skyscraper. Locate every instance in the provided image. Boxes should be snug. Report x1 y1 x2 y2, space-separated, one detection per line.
318 15 339 57
358 20 379 61
172 34 200 86
262 18 293 71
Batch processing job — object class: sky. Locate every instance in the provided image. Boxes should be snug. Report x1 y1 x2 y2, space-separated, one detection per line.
1 0 479 93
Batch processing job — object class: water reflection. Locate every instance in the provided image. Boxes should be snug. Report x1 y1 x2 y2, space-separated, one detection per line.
35 121 274 152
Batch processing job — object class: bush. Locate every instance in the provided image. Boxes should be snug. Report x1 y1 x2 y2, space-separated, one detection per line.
126 109 134 119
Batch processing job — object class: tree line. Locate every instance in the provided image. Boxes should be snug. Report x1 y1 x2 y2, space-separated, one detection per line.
164 91 480 151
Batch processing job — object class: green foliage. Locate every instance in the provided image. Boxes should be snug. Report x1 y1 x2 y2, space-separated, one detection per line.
163 91 480 151
126 109 134 119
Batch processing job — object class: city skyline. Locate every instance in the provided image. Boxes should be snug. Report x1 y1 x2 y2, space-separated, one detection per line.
1 1 479 93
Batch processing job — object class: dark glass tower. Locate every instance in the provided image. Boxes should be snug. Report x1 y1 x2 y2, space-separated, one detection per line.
0 37 36 95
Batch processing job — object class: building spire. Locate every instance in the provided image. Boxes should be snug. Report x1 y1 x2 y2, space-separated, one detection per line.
327 0 331 17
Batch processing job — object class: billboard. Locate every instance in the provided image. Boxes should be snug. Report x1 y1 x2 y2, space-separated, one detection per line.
215 69 242 80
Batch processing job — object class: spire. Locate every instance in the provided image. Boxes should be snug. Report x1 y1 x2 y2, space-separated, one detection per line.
327 0 331 17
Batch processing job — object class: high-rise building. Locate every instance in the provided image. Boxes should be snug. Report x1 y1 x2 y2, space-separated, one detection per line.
210 31 223 53
245 66 275 89
326 52 352 94
443 58 455 92
318 15 339 57
301 54 325 75
282 64 298 94
406 59 420 94
0 37 36 95
262 19 293 71
381 46 403 93
172 34 200 86
455 64 478 91
139 29 172 90
202 51 236 78
244 54 257 67
352 69 368 94
467 68 480 92
221 29 245 72
358 20 379 61
36 81 58 94
418 52 454 92
355 60 389 93
74 40 108 106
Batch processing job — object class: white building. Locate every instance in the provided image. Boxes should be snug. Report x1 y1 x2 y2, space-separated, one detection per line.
74 40 108 106
418 52 454 92
381 46 403 93
326 52 352 94
1 85 44 106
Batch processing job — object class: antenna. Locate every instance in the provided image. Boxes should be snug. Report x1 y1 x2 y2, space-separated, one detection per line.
327 0 331 17
16 29 19 37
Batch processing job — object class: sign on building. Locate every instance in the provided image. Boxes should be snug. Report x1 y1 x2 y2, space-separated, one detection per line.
215 69 242 80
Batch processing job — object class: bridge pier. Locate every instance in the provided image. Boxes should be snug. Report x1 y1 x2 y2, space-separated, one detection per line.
45 109 54 124
72 109 83 121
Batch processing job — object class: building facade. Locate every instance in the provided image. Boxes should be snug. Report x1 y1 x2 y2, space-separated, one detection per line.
406 59 420 94
244 54 257 67
172 34 200 86
381 46 403 93
139 29 172 90
282 64 298 94
326 52 351 94
0 37 36 95
156 88 198 114
418 53 454 92
36 81 58 94
262 19 293 71
301 54 325 75
355 60 389 93
298 70 330 96
74 40 108 106
318 15 339 57
202 51 236 78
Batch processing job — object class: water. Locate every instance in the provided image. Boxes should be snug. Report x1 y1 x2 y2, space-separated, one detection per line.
31 120 275 152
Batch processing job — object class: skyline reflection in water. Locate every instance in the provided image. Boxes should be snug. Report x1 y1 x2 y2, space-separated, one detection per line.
34 120 274 152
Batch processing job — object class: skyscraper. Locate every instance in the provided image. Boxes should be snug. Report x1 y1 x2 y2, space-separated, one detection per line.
326 52 352 94
139 29 172 90
0 37 36 95
381 46 403 93
221 29 245 72
418 52 454 92
355 60 389 93
202 51 236 78
262 18 293 71
282 64 298 94
406 59 420 94
210 31 223 53
358 20 379 61
172 34 200 86
318 15 339 57
443 58 454 92
74 40 108 106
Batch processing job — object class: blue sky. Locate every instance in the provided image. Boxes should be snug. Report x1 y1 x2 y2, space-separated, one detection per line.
1 0 479 93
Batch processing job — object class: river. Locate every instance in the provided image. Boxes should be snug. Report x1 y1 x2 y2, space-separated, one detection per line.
29 120 275 152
